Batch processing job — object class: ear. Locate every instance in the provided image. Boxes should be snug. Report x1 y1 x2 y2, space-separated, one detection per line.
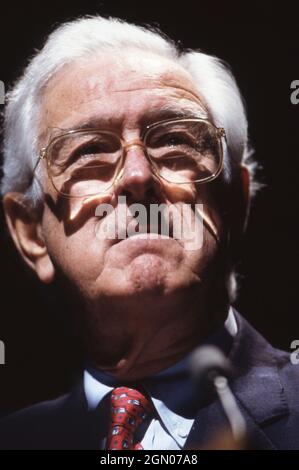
3 193 55 284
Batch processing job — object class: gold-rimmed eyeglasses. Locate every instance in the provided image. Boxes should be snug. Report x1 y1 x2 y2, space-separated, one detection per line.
34 117 226 198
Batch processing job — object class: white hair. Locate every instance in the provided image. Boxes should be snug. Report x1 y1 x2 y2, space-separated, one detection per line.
1 15 257 207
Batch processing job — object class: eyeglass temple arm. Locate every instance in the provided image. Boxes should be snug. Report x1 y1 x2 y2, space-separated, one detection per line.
32 148 46 175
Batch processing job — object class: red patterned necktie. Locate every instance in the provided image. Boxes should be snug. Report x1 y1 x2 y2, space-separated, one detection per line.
106 386 154 450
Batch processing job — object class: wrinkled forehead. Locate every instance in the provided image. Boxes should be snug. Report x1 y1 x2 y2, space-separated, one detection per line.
39 50 208 142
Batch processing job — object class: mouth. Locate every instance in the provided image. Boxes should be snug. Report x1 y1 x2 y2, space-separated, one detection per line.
115 220 174 244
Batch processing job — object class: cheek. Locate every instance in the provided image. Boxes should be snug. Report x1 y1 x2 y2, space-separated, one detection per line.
195 184 226 244
43 212 107 284
184 225 219 274
181 201 223 275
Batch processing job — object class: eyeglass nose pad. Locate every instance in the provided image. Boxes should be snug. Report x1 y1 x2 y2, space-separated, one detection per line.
123 140 146 153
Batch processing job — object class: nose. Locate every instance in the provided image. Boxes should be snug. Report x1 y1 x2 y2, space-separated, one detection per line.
114 141 162 202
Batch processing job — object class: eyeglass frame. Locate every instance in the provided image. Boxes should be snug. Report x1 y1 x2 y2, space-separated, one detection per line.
33 117 227 198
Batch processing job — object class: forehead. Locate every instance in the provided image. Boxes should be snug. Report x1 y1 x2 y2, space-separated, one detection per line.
40 50 207 138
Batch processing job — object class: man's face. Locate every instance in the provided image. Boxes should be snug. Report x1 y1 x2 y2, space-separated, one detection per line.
36 50 227 376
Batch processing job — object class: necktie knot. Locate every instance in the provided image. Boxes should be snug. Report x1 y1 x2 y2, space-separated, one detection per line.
106 386 153 450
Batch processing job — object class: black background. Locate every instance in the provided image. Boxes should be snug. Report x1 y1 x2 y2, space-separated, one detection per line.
0 1 298 413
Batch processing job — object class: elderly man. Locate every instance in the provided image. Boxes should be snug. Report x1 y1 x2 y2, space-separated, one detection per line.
0 15 298 450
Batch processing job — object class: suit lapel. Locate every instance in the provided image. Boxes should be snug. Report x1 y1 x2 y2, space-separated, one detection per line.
184 310 289 450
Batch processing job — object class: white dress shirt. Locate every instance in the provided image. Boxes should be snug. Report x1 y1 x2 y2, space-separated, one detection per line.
84 307 237 450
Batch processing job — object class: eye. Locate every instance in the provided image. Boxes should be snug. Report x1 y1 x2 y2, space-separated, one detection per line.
152 132 194 148
76 142 108 158
166 136 185 146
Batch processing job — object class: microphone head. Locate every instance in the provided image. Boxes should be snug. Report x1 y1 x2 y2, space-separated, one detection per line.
189 345 233 391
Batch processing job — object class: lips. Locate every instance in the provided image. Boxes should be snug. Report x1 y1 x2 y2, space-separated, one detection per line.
116 220 173 243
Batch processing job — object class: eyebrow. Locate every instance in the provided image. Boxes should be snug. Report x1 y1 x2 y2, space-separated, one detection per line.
141 104 208 127
49 102 208 135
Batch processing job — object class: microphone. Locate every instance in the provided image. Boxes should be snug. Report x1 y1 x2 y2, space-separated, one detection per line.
190 345 247 443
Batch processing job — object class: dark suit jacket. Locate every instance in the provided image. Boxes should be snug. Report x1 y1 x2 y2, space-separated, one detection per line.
0 311 299 450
